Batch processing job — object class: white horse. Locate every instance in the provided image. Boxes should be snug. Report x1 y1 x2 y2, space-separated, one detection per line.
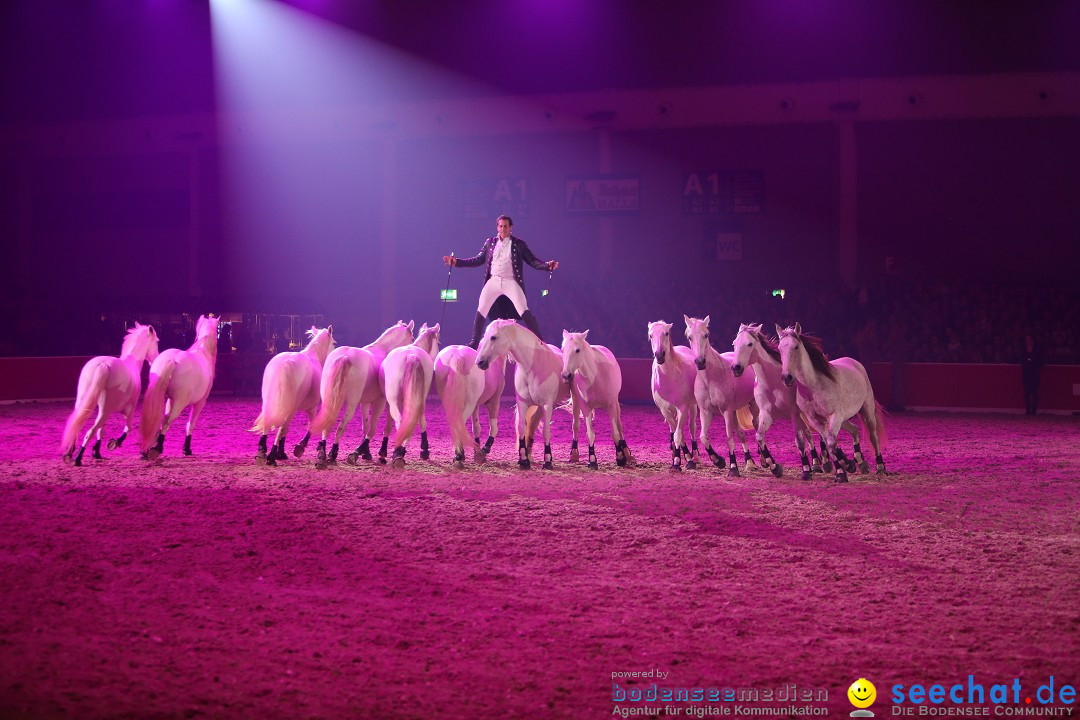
252 325 335 466
561 330 633 469
434 344 507 469
138 315 219 461
61 323 159 466
476 319 570 470
380 323 440 468
648 320 699 471
732 323 858 479
684 315 758 477
777 323 889 482
308 320 414 468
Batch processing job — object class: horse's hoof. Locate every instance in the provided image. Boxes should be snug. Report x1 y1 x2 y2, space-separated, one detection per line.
315 461 327 470
452 460 465 470
835 472 848 483
147 448 161 462
670 464 682 473
859 462 871 474
266 456 277 467
616 456 627 467
183 447 193 457
360 451 372 461
74 456 83 467
292 445 305 458
771 464 784 478
106 440 119 451
588 461 599 471
518 459 531 470
345 453 358 466
727 467 740 478
876 467 888 476
473 449 486 464
419 450 430 460
822 461 834 473
801 471 812 481
542 461 554 470
378 457 387 465
685 460 697 470
710 456 725 469
391 457 405 469
569 448 580 463
846 460 858 474
62 453 73 465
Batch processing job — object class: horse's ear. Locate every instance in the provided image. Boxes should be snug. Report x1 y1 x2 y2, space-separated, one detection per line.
683 314 692 329
703 315 710 327
582 329 589 339
327 325 334 337
775 324 784 338
406 320 415 331
431 323 440 334
750 323 762 333
562 329 570 340
794 321 802 336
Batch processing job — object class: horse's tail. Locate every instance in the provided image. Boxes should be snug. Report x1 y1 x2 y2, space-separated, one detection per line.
392 355 427 447
61 361 107 453
736 405 755 432
441 360 471 449
250 358 297 434
139 357 176 452
309 354 350 434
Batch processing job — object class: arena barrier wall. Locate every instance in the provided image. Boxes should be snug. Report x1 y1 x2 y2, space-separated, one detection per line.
3 355 1078 414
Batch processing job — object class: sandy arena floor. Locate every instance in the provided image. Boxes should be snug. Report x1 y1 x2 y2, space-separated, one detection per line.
0 398 1077 719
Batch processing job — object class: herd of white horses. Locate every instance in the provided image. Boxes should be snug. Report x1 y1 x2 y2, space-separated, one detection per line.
60 314 888 482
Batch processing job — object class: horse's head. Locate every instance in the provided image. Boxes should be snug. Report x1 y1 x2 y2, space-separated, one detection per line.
476 319 515 371
194 315 220 354
415 322 441 358
560 329 591 383
648 321 673 365
123 322 160 364
684 315 711 371
731 322 763 377
305 325 336 361
776 322 803 387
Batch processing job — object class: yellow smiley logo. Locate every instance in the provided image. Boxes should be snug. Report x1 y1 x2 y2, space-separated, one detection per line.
848 678 877 708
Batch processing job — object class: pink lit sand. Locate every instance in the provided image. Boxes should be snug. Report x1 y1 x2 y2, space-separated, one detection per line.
0 399 1077 719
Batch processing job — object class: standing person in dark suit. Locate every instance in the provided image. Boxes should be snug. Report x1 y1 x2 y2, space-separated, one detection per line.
1020 334 1043 415
443 215 559 348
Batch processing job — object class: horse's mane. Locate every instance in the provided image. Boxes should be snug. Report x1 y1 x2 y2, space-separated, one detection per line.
795 330 836 381
750 329 781 364
121 324 151 357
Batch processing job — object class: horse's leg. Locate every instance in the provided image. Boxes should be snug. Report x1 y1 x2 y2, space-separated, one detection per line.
722 411 740 478
110 403 136 451
817 437 835 473
75 407 109 466
860 404 888 475
612 403 632 468
148 398 181 461
669 407 683 471
742 402 759 469
348 402 375 463
699 407 725 469
269 419 292 466
793 425 813 481
756 410 783 478
92 425 105 460
541 403 555 470
419 414 430 460
839 419 867 473
826 417 847 482
515 398 530 470
684 402 698 470
583 407 598 470
569 403 581 463
183 400 209 457
256 433 270 465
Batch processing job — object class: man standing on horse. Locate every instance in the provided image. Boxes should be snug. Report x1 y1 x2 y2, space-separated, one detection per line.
443 215 559 348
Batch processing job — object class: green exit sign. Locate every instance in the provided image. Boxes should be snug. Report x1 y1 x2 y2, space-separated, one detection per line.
440 289 458 302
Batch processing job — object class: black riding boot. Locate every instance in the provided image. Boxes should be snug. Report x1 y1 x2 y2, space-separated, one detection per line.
520 310 543 342
468 312 486 349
